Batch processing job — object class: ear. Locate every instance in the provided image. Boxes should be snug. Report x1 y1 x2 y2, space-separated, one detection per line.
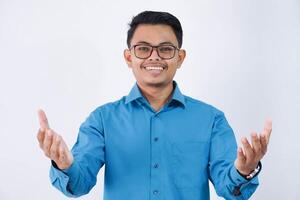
124 49 133 68
176 49 186 69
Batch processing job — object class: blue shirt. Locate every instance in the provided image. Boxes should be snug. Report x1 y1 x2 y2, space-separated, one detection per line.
50 82 259 200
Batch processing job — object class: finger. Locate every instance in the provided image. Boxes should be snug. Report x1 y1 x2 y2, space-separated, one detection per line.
260 119 272 154
241 137 254 161
237 147 246 164
37 109 50 130
49 134 61 161
37 128 46 148
58 144 68 164
57 136 69 160
43 129 54 157
262 119 272 144
260 133 270 155
260 135 268 155
251 132 262 160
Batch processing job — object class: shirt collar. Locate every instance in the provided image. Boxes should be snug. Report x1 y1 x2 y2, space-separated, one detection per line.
125 83 144 104
125 81 186 108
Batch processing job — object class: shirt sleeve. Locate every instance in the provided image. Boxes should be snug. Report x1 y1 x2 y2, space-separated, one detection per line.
49 108 105 197
208 110 260 200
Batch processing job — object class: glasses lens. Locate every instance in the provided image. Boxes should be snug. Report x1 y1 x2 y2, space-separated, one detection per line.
134 45 152 59
158 46 175 59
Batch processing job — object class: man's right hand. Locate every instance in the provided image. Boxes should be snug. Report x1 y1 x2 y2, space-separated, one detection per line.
37 109 74 170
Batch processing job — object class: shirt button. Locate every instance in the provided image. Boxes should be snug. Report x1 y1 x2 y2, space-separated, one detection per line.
154 137 159 142
232 186 241 196
154 163 159 168
153 190 159 195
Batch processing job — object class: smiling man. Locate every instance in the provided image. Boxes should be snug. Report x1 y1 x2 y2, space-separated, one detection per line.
37 11 272 200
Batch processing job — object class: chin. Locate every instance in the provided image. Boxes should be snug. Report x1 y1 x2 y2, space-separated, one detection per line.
144 80 167 88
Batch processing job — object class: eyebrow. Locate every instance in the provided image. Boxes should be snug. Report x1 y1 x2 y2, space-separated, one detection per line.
135 41 176 46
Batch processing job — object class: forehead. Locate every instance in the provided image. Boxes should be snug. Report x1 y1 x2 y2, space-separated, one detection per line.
131 24 178 46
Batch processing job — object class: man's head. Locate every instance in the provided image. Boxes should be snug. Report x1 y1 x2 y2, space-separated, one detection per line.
126 11 183 49
124 11 186 89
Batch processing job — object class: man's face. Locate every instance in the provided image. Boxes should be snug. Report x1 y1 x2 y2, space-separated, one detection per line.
124 24 186 88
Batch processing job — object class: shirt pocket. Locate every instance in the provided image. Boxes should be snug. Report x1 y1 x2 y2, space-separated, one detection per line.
171 141 209 188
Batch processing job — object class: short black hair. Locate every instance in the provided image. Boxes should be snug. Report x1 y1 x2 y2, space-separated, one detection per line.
127 11 183 48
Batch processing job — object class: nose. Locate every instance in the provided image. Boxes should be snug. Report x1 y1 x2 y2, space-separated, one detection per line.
148 47 161 61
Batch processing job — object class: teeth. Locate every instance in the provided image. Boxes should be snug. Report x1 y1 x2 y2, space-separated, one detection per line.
145 66 164 71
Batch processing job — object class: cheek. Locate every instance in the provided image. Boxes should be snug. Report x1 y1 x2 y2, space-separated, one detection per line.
167 60 179 70
130 61 144 75
131 58 143 68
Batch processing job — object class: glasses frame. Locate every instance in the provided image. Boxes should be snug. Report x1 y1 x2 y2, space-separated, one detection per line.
130 44 180 60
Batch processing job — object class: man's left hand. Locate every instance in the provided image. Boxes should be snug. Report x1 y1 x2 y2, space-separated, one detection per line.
234 119 272 176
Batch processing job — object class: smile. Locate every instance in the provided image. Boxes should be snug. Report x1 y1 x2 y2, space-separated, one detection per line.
144 66 164 71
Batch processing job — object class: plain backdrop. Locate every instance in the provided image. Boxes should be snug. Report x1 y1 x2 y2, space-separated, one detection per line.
0 0 299 199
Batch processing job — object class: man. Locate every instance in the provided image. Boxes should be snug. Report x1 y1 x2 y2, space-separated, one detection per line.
37 11 272 200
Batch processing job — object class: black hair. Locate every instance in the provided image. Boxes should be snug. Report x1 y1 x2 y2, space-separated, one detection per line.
127 11 183 48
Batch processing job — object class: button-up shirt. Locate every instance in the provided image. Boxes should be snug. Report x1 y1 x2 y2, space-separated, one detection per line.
50 82 259 200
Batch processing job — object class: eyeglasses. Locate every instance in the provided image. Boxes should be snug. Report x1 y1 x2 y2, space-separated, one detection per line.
130 44 180 59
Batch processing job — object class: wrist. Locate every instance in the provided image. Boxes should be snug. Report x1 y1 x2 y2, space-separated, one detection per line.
237 161 262 180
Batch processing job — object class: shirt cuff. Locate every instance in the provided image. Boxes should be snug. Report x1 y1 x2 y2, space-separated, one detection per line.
51 160 78 176
49 160 79 197
230 165 259 185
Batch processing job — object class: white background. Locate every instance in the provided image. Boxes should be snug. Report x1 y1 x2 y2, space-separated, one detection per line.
0 0 299 199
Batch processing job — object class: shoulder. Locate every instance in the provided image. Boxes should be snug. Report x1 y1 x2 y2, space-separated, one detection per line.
89 96 128 117
183 95 224 116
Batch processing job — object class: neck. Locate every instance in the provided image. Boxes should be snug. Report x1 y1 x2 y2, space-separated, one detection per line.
137 82 174 112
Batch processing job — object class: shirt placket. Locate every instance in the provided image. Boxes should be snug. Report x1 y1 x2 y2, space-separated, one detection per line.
150 112 162 199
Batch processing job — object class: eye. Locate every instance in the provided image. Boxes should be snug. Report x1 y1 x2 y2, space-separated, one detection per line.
137 46 151 52
159 46 174 52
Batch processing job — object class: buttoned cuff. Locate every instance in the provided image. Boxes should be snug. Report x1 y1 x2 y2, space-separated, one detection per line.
230 165 259 185
229 164 260 198
49 160 80 197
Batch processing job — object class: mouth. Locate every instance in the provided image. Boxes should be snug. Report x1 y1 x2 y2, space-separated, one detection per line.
144 66 165 71
141 63 167 71
141 64 167 77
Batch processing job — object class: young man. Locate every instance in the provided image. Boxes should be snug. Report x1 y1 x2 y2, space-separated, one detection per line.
37 11 272 200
